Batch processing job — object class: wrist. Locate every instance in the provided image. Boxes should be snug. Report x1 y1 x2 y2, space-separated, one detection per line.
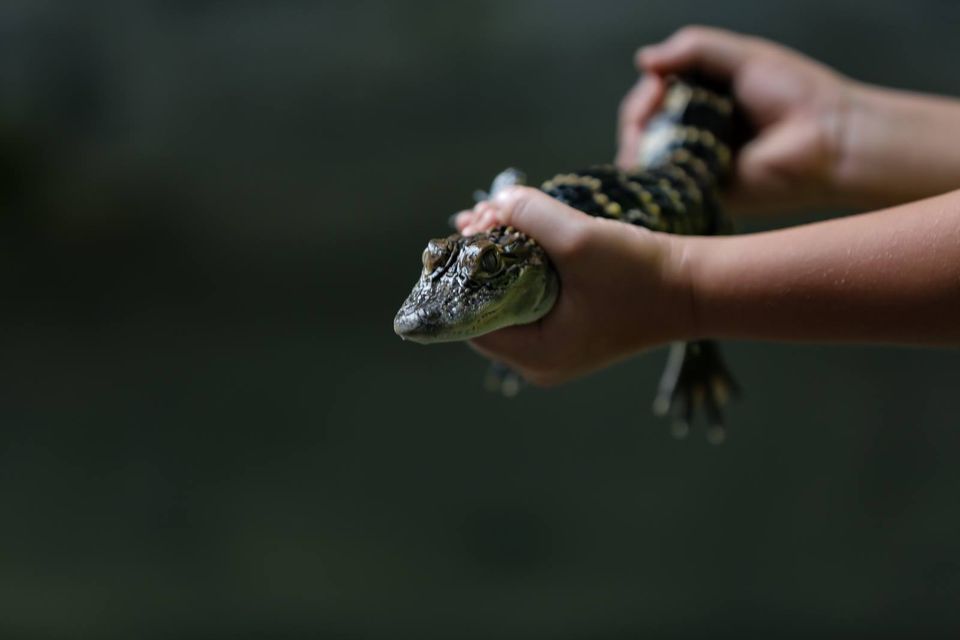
663 232 751 342
827 79 884 207
658 232 706 341
827 80 960 208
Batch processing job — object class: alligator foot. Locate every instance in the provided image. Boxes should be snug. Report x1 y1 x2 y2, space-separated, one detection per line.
484 361 524 398
653 340 739 444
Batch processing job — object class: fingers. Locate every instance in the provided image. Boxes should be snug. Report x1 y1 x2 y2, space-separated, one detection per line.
469 324 540 372
461 186 586 250
470 323 568 387
636 26 756 79
459 202 493 235
457 200 497 234
453 210 473 232
616 74 667 170
735 121 804 195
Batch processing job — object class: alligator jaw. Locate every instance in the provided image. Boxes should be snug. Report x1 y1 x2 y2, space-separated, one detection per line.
393 305 463 344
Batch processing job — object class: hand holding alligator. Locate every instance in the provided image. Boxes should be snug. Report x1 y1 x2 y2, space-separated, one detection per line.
619 26 960 213
618 26 852 215
459 187 693 387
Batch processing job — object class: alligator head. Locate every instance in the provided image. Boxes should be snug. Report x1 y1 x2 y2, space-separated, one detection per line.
394 226 559 344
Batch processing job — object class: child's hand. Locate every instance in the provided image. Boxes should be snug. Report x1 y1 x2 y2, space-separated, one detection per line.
456 187 693 386
617 26 853 214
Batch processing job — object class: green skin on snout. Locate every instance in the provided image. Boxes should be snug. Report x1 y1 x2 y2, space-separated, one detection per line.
394 226 559 344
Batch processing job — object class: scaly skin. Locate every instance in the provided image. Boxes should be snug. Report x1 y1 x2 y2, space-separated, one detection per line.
394 75 744 442
395 76 740 343
394 225 558 344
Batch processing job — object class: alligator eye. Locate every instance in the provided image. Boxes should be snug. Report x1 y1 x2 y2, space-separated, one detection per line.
480 248 501 273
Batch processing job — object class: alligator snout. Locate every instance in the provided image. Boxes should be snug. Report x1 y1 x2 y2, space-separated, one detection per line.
393 306 441 343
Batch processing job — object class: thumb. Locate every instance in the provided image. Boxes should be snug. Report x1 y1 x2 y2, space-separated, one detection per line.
487 186 591 256
616 74 667 169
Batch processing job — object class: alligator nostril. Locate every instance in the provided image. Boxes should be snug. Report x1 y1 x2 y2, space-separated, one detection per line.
393 311 421 338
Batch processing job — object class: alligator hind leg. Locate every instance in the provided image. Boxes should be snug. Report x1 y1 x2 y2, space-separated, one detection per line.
484 361 524 398
653 340 739 443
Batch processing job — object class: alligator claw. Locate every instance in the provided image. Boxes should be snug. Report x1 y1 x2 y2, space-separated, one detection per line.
484 361 524 398
654 341 739 443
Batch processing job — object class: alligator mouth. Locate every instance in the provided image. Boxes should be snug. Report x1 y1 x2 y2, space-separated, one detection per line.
394 304 505 344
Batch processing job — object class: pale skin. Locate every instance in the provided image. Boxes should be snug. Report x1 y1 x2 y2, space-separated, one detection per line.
455 26 960 387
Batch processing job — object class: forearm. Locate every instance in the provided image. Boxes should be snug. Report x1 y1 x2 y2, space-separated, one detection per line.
835 83 960 208
679 189 960 344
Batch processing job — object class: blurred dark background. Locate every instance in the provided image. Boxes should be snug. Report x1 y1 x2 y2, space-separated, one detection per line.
2 1 960 638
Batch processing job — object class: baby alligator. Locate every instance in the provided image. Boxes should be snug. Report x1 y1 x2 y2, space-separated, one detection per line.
394 75 745 443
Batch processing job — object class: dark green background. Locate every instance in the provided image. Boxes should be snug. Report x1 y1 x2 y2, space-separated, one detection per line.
2 1 959 638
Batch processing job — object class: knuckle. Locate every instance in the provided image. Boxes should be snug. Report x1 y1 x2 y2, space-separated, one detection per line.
555 221 591 258
671 24 726 54
506 185 549 226
509 184 540 205
503 184 536 200
673 25 706 46
498 185 534 222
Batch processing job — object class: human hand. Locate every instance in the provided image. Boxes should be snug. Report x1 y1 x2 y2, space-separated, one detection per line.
455 187 694 386
617 26 855 214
